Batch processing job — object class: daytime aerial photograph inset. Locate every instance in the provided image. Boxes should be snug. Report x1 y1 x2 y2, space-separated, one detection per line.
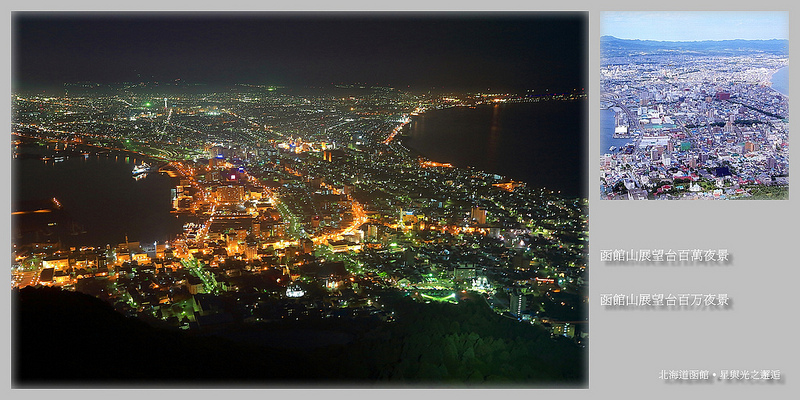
601 12 788 200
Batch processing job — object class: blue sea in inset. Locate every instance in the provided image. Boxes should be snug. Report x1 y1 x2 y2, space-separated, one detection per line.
772 66 788 96
600 108 632 156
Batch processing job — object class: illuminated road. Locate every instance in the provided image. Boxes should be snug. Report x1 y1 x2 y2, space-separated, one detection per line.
311 184 368 246
382 114 411 144
181 257 221 294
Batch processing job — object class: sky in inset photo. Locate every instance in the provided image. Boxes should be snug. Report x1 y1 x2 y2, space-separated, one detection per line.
602 11 788 41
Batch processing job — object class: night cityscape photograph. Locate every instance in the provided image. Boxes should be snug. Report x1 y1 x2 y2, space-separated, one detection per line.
11 12 588 387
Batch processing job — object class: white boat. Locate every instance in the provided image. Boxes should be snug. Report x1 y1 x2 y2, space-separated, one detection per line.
132 163 151 175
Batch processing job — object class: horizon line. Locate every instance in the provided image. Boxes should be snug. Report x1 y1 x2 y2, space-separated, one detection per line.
602 35 788 43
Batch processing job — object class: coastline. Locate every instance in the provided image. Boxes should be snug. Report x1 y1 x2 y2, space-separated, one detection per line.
770 66 789 98
13 150 184 247
401 101 585 198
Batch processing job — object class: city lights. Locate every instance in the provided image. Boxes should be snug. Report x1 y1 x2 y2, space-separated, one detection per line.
12 13 588 385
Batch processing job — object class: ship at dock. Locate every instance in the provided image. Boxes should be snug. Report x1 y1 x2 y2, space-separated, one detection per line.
612 110 631 138
132 163 151 176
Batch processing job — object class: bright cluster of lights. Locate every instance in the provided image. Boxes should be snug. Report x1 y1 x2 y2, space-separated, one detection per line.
286 285 306 298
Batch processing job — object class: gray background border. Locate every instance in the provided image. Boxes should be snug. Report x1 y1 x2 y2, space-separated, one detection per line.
4 1 796 399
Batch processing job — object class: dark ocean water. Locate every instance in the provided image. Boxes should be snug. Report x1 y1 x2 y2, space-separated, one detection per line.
13 149 184 247
402 100 586 198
